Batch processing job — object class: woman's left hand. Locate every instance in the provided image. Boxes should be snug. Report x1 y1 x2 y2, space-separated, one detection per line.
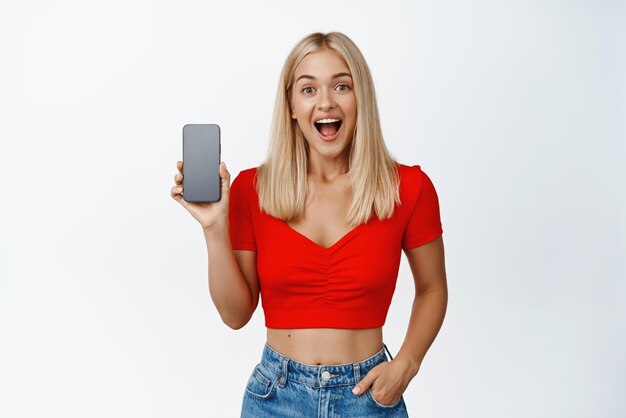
352 358 418 406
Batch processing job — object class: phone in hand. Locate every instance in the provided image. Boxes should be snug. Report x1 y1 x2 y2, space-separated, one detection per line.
182 124 221 202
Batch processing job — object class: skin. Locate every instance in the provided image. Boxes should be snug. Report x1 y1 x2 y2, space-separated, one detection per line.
267 48 372 369
171 47 448 407
272 48 448 405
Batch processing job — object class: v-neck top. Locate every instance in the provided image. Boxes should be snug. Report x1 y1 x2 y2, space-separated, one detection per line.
227 163 443 329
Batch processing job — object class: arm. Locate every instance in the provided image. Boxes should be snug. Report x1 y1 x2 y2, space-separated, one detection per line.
351 167 446 403
351 235 447 402
203 220 261 330
395 235 448 376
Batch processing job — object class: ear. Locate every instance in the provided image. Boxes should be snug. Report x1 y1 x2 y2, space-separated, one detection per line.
288 100 296 119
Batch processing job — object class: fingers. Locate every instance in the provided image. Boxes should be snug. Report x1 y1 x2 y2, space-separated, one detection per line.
175 160 183 186
172 161 228 204
170 184 184 202
352 368 380 395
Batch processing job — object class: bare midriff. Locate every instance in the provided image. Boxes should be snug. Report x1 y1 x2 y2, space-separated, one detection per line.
266 327 384 365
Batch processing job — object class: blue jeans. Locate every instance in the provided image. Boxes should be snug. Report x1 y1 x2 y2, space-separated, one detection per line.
240 342 409 417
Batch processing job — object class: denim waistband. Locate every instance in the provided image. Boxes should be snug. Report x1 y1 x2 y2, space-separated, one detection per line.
259 342 394 389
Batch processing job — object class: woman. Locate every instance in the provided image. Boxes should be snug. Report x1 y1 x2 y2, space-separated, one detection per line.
171 32 447 417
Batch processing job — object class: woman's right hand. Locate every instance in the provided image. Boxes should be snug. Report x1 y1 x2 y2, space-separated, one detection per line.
170 160 231 230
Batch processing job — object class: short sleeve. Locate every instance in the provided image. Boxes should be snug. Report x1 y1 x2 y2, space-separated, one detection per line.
402 166 444 249
228 171 257 251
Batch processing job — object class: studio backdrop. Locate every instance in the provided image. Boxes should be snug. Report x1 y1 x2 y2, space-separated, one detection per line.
0 1 624 417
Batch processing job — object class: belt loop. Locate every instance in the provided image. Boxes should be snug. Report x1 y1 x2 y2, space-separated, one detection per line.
278 357 289 388
382 342 394 361
353 362 361 383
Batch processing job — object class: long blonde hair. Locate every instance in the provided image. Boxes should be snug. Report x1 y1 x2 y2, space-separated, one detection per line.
255 32 401 226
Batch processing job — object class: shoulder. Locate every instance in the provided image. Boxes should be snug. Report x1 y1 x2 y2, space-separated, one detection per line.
396 163 441 205
232 166 259 186
237 166 259 177
396 162 426 192
230 166 259 198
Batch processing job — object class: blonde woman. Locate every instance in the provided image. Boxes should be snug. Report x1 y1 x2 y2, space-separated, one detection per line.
171 32 447 417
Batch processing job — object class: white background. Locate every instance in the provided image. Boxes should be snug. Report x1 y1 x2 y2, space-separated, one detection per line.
1 0 624 417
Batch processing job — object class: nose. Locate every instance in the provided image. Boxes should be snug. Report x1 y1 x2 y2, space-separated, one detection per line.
317 88 336 111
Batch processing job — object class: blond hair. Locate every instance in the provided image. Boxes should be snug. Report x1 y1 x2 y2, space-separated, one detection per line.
255 32 401 226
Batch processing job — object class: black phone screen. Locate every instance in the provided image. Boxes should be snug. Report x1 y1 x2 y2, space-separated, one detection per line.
182 124 221 202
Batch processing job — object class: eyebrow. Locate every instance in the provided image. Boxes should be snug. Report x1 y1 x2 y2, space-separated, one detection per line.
295 72 352 83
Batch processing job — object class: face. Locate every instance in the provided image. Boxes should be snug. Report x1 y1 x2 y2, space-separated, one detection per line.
290 48 357 162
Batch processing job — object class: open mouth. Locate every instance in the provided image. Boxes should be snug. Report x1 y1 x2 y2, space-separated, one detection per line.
314 118 343 138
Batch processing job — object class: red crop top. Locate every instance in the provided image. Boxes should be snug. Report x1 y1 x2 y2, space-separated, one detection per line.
227 163 443 329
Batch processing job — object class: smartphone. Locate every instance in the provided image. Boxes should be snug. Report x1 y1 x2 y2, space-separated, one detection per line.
182 124 221 202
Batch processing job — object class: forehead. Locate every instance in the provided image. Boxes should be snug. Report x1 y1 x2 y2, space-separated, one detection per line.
293 49 351 81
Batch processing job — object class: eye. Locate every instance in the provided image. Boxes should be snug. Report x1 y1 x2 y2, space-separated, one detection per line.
301 86 315 94
336 84 351 92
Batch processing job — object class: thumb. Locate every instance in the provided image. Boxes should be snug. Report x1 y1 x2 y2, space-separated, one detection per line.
352 370 377 396
220 162 230 186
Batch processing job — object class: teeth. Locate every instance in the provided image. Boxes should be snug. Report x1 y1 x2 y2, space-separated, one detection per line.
315 118 341 124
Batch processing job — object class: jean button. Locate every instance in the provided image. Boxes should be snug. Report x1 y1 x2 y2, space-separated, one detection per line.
321 371 331 382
